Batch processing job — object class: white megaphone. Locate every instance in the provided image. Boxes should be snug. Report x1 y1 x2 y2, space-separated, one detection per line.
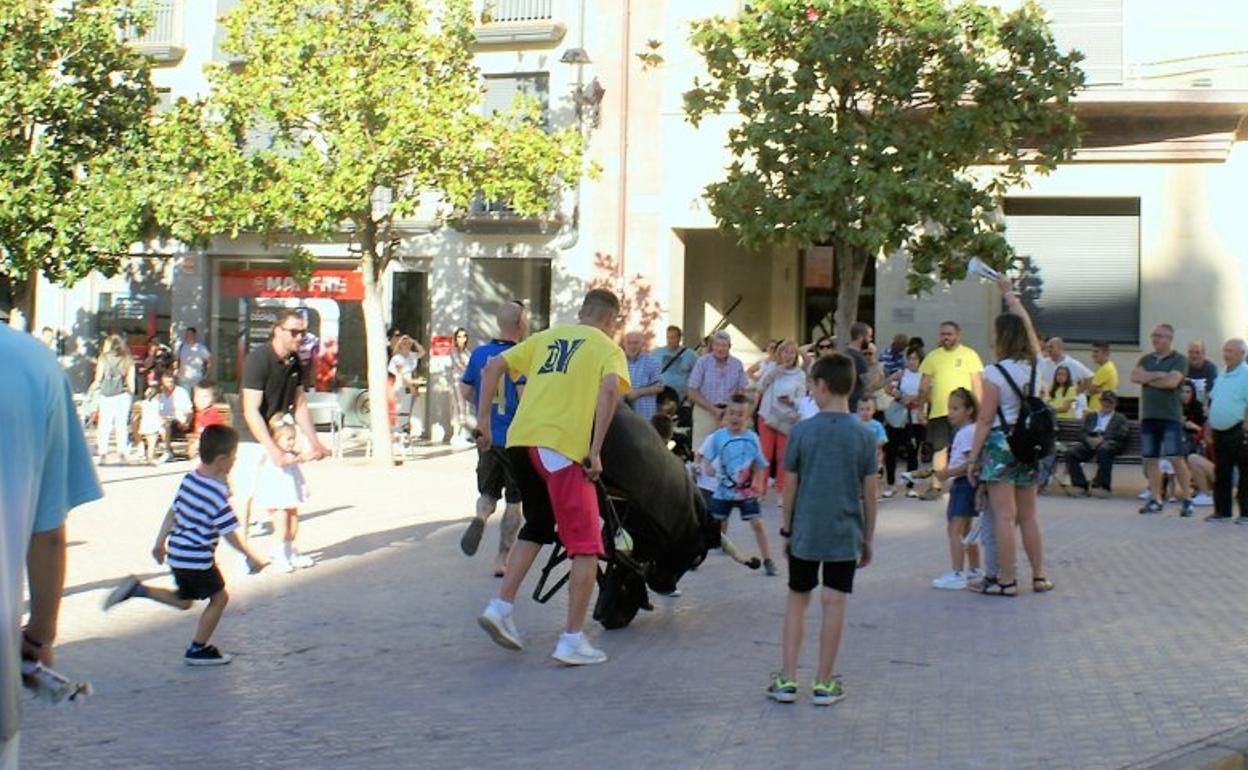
966 257 1000 282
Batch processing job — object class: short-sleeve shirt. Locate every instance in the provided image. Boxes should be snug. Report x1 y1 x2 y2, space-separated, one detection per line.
983 359 1036 428
1087 361 1119 413
687 353 748 405
194 405 225 434
501 324 631 461
948 423 975 468
625 353 661 419
1188 360 1219 404
241 344 304 424
0 326 102 742
1209 363 1248 431
862 418 888 446
1138 352 1187 422
157 386 193 422
783 412 877 562
653 346 697 398
177 342 211 386
1038 355 1093 389
920 345 984 419
164 471 238 570
846 348 870 411
700 427 768 501
462 340 523 447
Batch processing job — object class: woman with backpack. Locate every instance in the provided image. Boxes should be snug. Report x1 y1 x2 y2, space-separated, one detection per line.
92 334 135 464
967 275 1055 597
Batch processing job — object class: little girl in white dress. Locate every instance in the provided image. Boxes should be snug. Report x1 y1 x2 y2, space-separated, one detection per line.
255 413 312 572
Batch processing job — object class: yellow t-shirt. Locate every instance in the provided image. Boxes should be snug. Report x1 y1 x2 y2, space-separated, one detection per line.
502 324 631 461
919 344 984 419
1046 388 1079 419
1087 361 1119 413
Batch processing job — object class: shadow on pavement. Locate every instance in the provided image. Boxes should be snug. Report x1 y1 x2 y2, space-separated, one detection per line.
60 570 168 600
311 518 471 564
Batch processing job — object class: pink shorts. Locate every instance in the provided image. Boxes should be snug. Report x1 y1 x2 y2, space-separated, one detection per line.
527 447 603 557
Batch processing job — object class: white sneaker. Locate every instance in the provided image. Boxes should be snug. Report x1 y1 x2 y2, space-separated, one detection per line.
881 488 896 499
552 632 607 666
932 571 967 590
965 567 984 580
248 520 269 538
905 488 920 499
478 600 523 651
289 548 315 569
1137 489 1151 500
270 545 294 573
1192 493 1214 506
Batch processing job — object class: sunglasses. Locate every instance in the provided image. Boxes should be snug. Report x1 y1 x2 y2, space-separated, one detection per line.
280 327 307 338
817 343 834 351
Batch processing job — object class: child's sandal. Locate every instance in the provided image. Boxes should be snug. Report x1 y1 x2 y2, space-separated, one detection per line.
1032 576 1055 593
979 578 1019 597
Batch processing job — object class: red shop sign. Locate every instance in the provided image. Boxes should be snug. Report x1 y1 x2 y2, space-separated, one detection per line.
219 269 364 301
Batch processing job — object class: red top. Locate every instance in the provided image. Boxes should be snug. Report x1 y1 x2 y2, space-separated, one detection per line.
194 406 225 434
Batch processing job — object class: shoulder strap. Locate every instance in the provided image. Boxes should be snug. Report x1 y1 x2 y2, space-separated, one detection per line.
659 347 688 375
994 363 1027 401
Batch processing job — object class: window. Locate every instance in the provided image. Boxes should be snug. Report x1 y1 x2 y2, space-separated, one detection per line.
467 259 551 345
1040 0 1123 86
1003 197 1140 346
482 73 550 129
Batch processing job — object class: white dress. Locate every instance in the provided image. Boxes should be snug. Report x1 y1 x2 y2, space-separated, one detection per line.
253 457 308 510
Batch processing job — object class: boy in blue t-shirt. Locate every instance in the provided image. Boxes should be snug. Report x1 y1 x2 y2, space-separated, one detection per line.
458 302 528 576
699 393 777 576
769 353 878 707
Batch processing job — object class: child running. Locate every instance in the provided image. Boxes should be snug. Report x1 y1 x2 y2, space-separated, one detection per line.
103 425 266 665
700 393 777 576
930 388 983 590
255 413 312 572
769 353 878 706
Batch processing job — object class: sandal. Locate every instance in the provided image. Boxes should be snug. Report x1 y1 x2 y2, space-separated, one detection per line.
1032 576 1055 593
979 578 1019 597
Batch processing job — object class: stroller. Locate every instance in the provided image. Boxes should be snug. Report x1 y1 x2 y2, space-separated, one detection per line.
530 408 716 629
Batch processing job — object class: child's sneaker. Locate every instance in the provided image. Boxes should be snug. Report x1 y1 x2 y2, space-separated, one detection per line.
102 576 141 610
932 570 967 590
767 673 798 703
763 558 778 577
270 544 294 573
905 488 920 499
184 644 232 666
551 632 607 666
811 677 846 707
288 548 315 569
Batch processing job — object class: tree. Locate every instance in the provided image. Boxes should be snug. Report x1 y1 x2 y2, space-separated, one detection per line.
0 0 158 326
163 0 587 462
683 0 1084 340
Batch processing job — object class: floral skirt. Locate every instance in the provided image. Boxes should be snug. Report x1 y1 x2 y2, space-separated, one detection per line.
978 430 1039 487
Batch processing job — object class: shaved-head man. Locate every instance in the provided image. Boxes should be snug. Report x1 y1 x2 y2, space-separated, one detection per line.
459 300 530 576
1187 340 1219 405
1206 338 1248 522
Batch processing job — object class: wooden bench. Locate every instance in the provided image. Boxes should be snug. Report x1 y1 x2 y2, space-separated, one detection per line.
128 401 235 460
1055 417 1142 465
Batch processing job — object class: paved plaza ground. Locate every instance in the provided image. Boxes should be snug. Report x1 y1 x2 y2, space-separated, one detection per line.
18 449 1248 770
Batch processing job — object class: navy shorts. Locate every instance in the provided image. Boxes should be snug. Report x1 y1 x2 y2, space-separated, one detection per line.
172 565 225 601
708 496 762 521
788 555 856 594
946 477 977 520
1139 418 1185 459
476 447 522 504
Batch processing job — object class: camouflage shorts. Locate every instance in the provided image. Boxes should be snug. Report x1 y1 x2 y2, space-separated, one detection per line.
978 430 1039 487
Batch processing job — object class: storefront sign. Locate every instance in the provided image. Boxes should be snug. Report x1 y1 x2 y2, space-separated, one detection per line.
429 335 453 357
220 269 364 301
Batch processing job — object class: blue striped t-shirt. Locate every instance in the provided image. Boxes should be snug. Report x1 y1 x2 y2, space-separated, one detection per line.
165 471 238 570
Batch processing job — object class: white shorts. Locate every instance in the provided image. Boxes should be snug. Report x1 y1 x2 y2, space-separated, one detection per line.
229 442 267 507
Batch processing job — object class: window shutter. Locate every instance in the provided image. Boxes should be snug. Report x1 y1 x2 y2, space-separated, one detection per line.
1004 198 1140 346
1040 0 1123 85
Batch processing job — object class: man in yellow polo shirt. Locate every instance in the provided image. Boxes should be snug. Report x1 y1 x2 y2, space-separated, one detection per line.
918 321 983 498
1085 341 1119 413
473 289 629 666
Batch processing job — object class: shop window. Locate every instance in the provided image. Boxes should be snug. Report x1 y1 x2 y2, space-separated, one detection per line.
1004 197 1140 346
467 259 551 345
96 289 172 358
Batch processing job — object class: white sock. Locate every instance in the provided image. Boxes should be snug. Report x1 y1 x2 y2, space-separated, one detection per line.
490 598 513 615
559 631 584 644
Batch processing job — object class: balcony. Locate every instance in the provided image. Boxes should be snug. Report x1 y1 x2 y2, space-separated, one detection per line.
453 196 562 234
474 0 565 46
126 0 185 64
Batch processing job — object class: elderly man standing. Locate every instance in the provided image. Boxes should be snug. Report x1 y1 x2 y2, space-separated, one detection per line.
687 331 749 449
1132 323 1194 517
1206 339 1248 522
623 331 663 419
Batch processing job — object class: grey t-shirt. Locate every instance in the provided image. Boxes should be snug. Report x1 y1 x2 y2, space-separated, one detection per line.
1138 351 1187 422
783 411 878 562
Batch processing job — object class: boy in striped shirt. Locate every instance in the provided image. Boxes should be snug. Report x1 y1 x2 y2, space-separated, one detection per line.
104 425 266 665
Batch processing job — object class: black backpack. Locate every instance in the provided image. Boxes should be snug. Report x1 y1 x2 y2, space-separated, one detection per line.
993 363 1056 464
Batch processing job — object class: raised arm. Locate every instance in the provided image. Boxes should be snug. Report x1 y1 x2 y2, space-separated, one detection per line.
996 275 1040 358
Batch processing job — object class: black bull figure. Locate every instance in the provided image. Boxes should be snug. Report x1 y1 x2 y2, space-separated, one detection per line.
582 407 723 629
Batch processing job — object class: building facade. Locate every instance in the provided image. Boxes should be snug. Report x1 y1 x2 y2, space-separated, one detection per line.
34 0 1248 421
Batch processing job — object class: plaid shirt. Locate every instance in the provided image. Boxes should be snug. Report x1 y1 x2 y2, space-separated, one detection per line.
688 353 748 405
626 353 661 419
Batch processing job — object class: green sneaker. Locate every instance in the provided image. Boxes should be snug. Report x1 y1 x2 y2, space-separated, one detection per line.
811 677 846 707
767 673 798 703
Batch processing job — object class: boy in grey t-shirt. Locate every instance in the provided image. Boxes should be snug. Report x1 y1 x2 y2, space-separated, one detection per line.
769 353 878 707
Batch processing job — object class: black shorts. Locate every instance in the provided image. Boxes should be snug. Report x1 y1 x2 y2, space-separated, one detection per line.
508 446 558 546
787 555 856 594
172 565 225 601
477 447 522 504
927 417 952 452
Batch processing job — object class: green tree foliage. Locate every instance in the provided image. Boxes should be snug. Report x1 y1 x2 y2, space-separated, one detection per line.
162 0 587 460
684 0 1085 338
0 0 157 320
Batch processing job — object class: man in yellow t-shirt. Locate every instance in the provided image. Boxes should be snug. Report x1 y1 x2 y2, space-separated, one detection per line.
473 289 630 666
1085 342 1119 413
918 321 984 497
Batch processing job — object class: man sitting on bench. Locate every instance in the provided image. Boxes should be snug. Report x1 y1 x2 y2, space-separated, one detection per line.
1065 390 1129 495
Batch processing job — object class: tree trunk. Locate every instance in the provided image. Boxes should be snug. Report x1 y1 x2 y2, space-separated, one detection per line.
8 274 37 331
834 239 869 347
359 221 395 466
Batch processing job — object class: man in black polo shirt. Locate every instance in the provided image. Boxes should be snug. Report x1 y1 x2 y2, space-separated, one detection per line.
235 309 330 538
